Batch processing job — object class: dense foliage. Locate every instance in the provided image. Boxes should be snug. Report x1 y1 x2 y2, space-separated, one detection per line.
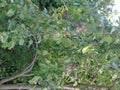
32 0 63 10
0 0 120 89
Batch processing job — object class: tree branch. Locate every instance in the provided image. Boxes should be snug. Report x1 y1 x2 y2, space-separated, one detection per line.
0 84 80 90
0 84 41 90
0 84 112 90
0 53 37 85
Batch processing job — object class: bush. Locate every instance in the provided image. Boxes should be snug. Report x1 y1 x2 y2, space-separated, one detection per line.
0 0 120 89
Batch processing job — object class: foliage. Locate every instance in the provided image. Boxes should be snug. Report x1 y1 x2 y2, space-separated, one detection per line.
0 0 120 89
32 0 63 10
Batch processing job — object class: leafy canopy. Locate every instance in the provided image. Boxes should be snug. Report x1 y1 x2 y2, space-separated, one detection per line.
0 0 120 89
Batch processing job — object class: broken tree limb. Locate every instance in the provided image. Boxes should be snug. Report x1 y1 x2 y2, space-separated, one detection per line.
0 84 112 90
0 84 80 90
0 84 42 90
0 53 37 85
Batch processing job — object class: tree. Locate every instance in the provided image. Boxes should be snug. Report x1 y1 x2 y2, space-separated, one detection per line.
0 0 120 89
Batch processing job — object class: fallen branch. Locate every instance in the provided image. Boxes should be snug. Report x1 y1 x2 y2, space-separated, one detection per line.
0 84 80 90
1 78 120 90
0 84 41 90
0 53 37 85
0 84 112 90
62 84 110 90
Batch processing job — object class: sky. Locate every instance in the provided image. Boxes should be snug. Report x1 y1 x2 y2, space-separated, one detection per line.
110 0 120 26
113 0 120 12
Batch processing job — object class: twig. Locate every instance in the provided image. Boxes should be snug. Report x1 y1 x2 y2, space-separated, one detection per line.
0 53 37 85
22 74 34 77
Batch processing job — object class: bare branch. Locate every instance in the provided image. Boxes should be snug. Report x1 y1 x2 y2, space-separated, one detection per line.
0 84 41 90
0 84 80 90
22 53 37 74
0 53 37 85
22 74 34 77
0 74 22 85
0 84 112 90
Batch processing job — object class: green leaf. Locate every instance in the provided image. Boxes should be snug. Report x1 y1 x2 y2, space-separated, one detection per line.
104 36 112 44
19 12 25 20
0 3 6 8
82 45 92 54
19 38 24 46
37 36 41 44
42 88 48 90
0 33 8 43
43 50 48 55
28 39 33 48
8 41 15 49
20 24 25 29
7 9 15 17
29 76 40 85
111 62 120 71
64 58 71 63
1 42 8 49
114 39 120 44
100 35 112 44
73 81 78 86
61 38 72 47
